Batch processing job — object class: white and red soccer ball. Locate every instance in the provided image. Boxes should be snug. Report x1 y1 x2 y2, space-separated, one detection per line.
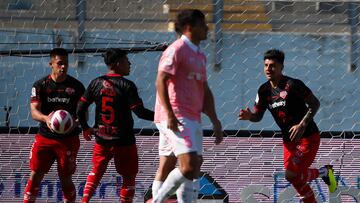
50 110 74 134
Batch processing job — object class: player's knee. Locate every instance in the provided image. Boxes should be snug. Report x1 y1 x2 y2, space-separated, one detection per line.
179 165 197 180
30 171 44 182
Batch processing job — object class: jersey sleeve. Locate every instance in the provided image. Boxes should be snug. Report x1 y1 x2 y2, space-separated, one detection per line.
30 80 42 103
127 81 143 110
158 46 178 75
253 87 267 113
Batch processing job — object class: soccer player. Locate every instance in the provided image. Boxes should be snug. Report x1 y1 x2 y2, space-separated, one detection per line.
239 49 337 202
25 48 85 203
152 9 223 203
77 48 154 203
151 21 180 201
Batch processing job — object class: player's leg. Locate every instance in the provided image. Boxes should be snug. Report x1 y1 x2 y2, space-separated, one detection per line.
24 171 45 203
152 155 177 198
81 143 112 203
155 152 197 203
177 123 203 203
154 118 200 203
176 155 202 203
152 128 177 199
114 144 139 203
283 133 320 203
24 134 55 203
57 136 80 203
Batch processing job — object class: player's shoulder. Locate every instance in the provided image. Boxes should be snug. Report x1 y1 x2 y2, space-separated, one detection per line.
33 75 50 86
258 81 271 92
166 39 186 53
121 77 136 88
66 75 85 88
284 75 304 86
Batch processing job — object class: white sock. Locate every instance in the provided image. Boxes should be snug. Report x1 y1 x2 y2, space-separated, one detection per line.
152 180 163 199
153 168 191 203
176 181 194 203
319 167 328 178
192 178 200 202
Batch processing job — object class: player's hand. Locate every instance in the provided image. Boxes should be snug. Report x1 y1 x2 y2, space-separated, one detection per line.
167 114 182 132
213 119 223 144
83 128 94 141
239 107 252 120
46 111 55 131
289 123 306 142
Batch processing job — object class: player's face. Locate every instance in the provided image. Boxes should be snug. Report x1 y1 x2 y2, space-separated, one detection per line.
117 56 131 76
192 18 208 41
50 55 68 78
263 59 283 81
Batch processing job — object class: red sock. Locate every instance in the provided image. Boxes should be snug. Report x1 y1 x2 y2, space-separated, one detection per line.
306 168 319 182
23 179 40 203
289 176 316 203
120 177 136 203
62 182 76 203
81 172 102 203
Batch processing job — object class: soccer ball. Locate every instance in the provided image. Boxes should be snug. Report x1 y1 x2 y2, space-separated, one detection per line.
50 110 74 134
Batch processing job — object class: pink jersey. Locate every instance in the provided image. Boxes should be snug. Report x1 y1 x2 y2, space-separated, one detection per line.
154 35 207 122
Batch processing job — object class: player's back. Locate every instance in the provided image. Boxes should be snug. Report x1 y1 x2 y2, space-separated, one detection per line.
87 74 143 145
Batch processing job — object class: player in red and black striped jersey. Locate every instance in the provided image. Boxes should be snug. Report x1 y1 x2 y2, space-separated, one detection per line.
77 48 154 203
239 49 337 202
24 48 85 203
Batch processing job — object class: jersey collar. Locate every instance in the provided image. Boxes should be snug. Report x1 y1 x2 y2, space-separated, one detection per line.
181 35 202 53
106 73 123 77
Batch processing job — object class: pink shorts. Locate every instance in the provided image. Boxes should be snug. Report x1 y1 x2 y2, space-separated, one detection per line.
156 117 203 157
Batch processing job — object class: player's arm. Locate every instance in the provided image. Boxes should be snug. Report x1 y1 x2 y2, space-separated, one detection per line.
30 102 52 128
76 97 95 141
76 97 91 130
239 107 265 122
300 93 320 127
132 105 154 121
289 80 320 141
202 82 223 144
155 70 181 132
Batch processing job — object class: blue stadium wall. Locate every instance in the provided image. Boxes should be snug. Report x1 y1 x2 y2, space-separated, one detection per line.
0 30 358 131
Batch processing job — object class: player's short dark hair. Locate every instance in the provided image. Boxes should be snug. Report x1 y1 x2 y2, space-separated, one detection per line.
103 48 127 66
50 48 68 58
174 22 182 36
264 49 285 64
176 9 205 33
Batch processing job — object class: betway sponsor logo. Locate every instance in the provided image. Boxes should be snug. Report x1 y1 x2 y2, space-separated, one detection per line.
269 101 286 109
47 97 70 104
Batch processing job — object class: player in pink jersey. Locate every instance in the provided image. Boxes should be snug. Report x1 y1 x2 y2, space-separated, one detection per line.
152 9 223 203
